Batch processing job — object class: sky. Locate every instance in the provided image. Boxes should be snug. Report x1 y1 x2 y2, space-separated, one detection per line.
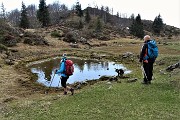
0 0 180 28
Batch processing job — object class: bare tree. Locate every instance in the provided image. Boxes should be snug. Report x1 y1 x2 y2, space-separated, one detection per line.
48 1 69 24
26 4 40 28
7 9 21 26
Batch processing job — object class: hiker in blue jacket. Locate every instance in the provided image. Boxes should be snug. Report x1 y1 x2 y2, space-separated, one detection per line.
55 53 74 95
139 35 157 84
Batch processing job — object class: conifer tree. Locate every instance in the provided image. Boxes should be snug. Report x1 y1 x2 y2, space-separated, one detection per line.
85 8 91 23
152 14 163 34
96 17 102 32
130 14 144 38
116 12 119 18
37 0 50 27
19 2 29 29
75 2 83 17
1 3 6 21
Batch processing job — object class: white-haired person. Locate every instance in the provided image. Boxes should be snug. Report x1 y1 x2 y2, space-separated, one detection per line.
139 35 158 84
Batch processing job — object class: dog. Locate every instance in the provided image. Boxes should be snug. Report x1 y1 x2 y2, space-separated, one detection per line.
115 68 124 77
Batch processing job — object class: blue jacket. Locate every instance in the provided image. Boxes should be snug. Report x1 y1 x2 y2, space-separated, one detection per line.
55 57 67 77
139 40 155 63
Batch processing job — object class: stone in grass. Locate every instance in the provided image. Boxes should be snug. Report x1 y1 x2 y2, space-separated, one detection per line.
126 78 138 83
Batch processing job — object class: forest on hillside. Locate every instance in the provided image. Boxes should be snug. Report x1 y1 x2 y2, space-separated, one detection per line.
0 0 180 44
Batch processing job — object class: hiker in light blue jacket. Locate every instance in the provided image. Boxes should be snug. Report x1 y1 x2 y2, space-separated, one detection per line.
55 54 74 95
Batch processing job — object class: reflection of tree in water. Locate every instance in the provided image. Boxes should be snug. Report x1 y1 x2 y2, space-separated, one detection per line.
72 58 85 72
74 59 109 71
31 59 60 81
30 58 110 81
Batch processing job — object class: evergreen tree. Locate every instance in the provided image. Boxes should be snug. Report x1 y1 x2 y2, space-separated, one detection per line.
19 2 29 29
75 2 83 17
37 0 50 27
85 8 91 23
130 14 144 38
100 6 104 18
152 14 163 34
96 17 102 32
1 3 6 21
116 12 119 18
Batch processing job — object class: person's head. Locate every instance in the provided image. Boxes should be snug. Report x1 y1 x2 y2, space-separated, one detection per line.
61 53 67 61
62 53 67 57
61 53 67 62
143 35 151 41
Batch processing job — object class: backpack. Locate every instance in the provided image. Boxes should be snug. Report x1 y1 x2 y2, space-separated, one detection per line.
65 60 74 76
147 40 158 59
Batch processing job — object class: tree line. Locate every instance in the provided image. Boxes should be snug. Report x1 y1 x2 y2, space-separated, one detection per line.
0 0 164 38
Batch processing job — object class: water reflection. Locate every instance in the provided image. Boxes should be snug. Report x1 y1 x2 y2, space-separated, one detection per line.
29 58 131 87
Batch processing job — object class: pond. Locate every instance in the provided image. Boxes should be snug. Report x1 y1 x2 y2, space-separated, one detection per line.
28 57 131 87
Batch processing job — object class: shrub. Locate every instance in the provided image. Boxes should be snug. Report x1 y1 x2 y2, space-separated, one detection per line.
50 31 62 38
0 43 8 52
23 32 49 46
1 34 18 47
63 32 77 43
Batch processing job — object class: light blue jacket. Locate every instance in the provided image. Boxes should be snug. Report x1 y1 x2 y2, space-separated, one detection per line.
55 57 67 77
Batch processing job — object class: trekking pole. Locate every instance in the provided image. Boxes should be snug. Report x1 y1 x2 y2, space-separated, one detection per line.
49 71 56 88
57 76 61 88
141 65 148 80
45 72 56 94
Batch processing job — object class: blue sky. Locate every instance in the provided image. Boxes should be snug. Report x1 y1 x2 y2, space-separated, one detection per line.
1 0 180 28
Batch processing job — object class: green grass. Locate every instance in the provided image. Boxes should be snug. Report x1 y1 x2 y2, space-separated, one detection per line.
1 39 180 120
2 73 180 120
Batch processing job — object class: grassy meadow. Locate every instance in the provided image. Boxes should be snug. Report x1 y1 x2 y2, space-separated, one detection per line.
0 32 180 120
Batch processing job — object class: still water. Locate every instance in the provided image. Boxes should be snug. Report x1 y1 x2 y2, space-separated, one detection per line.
28 57 131 87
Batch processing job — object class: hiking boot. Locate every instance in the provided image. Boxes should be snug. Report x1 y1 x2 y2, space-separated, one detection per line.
147 81 151 84
70 88 74 95
141 81 148 85
63 91 67 95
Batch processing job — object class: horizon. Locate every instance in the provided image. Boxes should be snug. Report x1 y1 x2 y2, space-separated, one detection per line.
0 0 180 28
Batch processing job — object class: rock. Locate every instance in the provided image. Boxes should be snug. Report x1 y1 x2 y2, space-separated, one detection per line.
126 78 138 83
159 70 166 74
79 37 87 44
166 62 180 71
76 84 81 89
106 81 112 85
5 59 14 65
109 76 118 81
99 76 111 81
81 81 88 86
69 43 79 48
19 33 24 37
122 52 134 58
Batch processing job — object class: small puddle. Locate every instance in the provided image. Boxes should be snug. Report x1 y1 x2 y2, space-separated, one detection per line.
28 57 131 87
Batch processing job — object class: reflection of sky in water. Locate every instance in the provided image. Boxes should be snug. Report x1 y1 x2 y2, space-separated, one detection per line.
29 58 131 87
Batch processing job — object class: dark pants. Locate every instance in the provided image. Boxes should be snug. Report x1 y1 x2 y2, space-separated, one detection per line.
143 62 154 83
61 76 69 88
